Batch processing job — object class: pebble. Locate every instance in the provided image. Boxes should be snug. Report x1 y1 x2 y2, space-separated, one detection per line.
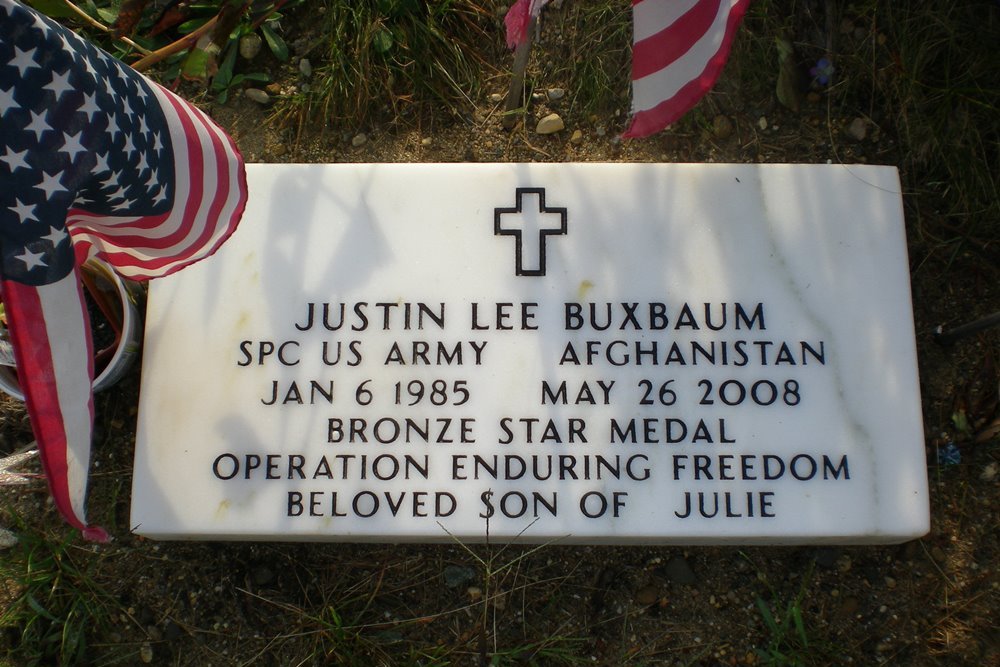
139 641 153 663
595 125 607 137
351 133 368 148
421 137 432 147
836 596 860 618
930 546 946 563
467 586 482 601
272 144 287 157
845 117 868 141
265 83 281 95
244 88 270 105
757 116 768 130
570 129 583 144
299 58 312 79
252 565 275 586
635 585 659 606
660 556 697 585
0 527 17 549
712 115 733 139
535 113 564 135
836 555 852 573
489 93 503 103
531 91 546 103
815 547 840 570
239 34 262 60
884 576 897 589
443 564 477 588
980 462 998 481
547 87 565 101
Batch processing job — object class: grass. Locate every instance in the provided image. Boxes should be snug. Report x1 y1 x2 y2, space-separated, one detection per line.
274 0 500 134
0 517 121 666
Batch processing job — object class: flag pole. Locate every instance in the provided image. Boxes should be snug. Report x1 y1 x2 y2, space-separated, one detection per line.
502 17 536 129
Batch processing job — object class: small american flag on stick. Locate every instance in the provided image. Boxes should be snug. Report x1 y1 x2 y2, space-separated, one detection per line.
504 0 749 138
0 0 247 540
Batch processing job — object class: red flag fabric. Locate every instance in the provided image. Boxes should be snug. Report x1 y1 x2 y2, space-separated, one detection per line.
504 0 551 49
625 0 750 138
502 0 749 138
0 0 247 539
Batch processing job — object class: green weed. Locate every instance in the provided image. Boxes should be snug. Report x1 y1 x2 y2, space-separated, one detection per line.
277 0 498 131
0 519 118 666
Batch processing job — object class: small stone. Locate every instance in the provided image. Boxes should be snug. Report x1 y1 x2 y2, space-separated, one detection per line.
420 137 432 147
836 596 860 618
139 641 153 663
595 125 607 137
0 528 17 549
489 93 503 103
351 133 368 148
547 87 565 101
265 83 281 96
299 58 312 79
712 115 733 139
980 462 998 481
836 555 852 573
845 117 868 141
239 34 262 60
815 547 840 570
253 566 275 586
244 88 270 105
531 91 546 103
884 576 897 589
272 144 287 157
661 556 697 585
635 585 659 606
930 546 946 563
164 621 182 641
443 564 476 588
146 625 163 642
535 113 565 135
467 586 482 601
570 129 583 144
757 116 768 130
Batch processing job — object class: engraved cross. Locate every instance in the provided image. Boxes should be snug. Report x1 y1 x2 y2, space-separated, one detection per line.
494 187 567 276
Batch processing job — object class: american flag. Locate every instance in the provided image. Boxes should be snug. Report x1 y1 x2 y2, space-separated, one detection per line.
0 0 247 540
503 0 749 138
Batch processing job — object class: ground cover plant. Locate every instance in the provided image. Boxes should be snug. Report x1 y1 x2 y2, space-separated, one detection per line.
2 1 998 664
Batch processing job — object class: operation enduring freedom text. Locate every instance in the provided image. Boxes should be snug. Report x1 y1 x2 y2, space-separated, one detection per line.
221 300 848 524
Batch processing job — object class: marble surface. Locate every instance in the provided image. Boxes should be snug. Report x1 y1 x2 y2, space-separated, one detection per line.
131 163 928 543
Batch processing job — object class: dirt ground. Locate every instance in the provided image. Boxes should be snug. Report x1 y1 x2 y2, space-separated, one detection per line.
2 4 999 666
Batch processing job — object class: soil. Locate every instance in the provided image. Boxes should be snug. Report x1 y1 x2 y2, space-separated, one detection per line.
2 6 999 667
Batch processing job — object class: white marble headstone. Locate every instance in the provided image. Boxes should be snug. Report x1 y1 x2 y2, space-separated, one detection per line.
131 163 929 543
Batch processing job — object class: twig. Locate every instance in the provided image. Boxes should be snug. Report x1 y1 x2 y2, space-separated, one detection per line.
935 311 1000 346
130 15 220 71
62 0 151 55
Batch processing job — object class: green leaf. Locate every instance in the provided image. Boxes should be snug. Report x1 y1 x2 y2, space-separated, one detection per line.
26 0 74 17
260 23 289 61
181 46 214 81
372 26 394 54
211 42 239 91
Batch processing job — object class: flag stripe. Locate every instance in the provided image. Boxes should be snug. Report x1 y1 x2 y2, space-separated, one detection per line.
631 0 720 80
67 85 246 279
2 270 96 534
631 0 701 42
624 0 749 138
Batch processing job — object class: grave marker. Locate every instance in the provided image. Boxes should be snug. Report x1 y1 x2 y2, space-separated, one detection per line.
131 163 929 543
